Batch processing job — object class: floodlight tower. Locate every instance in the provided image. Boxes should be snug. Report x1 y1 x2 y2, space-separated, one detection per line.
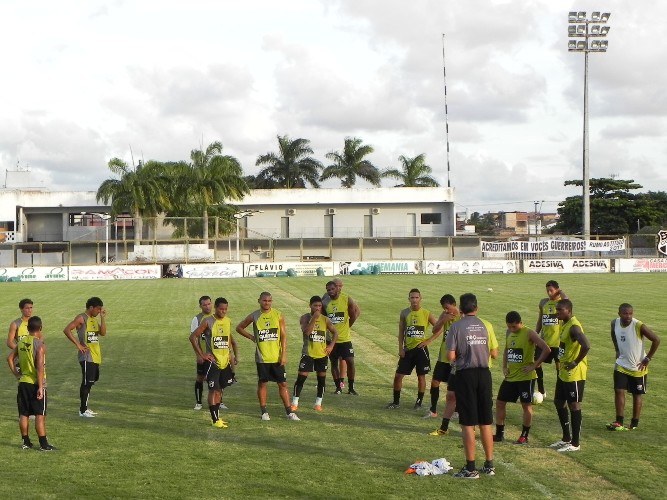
568 11 610 239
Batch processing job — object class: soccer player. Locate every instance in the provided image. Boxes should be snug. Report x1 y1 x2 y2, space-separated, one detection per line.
191 295 213 410
7 298 34 350
324 280 360 395
63 297 107 418
386 289 438 409
425 294 460 421
607 303 660 431
446 293 498 478
534 280 568 399
190 297 235 428
550 299 590 452
493 311 551 444
7 316 55 451
236 291 299 421
291 296 338 412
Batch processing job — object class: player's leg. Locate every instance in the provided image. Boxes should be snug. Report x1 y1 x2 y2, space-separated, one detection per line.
388 372 404 408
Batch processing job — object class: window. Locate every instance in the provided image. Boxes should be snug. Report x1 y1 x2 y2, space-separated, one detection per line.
421 213 442 225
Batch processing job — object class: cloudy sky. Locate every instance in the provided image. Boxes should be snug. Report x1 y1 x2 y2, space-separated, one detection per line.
1 0 664 216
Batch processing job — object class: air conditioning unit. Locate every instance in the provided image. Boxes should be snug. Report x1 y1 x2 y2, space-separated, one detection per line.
287 208 296 216
264 250 273 259
327 208 337 215
371 207 381 215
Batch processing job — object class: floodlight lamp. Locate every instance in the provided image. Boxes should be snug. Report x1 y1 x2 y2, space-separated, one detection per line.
577 41 586 50
577 11 586 21
569 11 578 22
577 25 586 35
591 40 601 50
592 11 601 21
600 12 610 22
600 26 610 35
600 40 608 49
568 40 578 50
568 25 577 35
591 25 600 35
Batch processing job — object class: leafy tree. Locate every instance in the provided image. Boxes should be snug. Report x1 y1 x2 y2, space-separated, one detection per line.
382 154 439 187
554 178 667 235
467 211 497 235
96 158 171 243
321 137 381 188
255 135 323 188
169 142 248 241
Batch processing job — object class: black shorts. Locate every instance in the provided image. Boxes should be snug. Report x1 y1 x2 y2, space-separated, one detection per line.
432 361 452 383
196 360 208 376
535 346 559 364
206 364 234 391
256 362 287 383
555 378 585 403
298 355 328 373
17 382 46 417
497 379 535 404
454 368 493 426
447 372 457 392
396 347 431 376
614 370 647 395
330 341 354 360
80 361 100 384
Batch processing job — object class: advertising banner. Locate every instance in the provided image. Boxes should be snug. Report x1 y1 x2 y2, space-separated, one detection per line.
616 259 667 273
180 263 244 279
244 262 334 277
423 260 518 274
523 259 610 274
334 261 418 275
481 238 625 254
0 266 68 282
69 265 161 280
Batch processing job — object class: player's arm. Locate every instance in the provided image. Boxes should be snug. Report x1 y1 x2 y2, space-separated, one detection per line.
559 290 569 300
638 323 660 371
36 343 46 400
300 313 312 337
279 314 287 366
535 298 547 333
325 318 338 354
235 315 256 342
610 319 620 359
63 315 88 354
348 297 360 327
98 308 107 336
564 326 590 370
397 314 406 357
502 333 509 378
522 329 551 373
417 313 440 348
6 321 18 350
431 311 451 339
6 349 19 379
189 321 213 363
230 333 239 365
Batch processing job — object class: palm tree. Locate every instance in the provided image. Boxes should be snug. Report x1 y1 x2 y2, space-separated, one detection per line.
96 158 171 244
171 141 249 241
321 137 381 188
382 154 440 187
255 135 323 188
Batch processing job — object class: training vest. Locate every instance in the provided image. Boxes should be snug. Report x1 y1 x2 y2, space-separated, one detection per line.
325 294 351 343
77 313 102 364
18 335 44 385
12 317 29 345
192 312 212 352
252 309 283 363
438 314 461 363
540 297 562 347
302 314 328 359
202 315 232 369
558 316 587 382
505 326 537 381
614 318 647 377
401 307 431 350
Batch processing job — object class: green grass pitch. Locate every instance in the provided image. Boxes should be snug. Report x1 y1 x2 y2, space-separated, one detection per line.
1 273 665 499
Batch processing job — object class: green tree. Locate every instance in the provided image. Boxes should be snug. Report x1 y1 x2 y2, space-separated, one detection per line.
321 137 381 188
255 135 323 188
96 158 171 244
382 154 439 187
554 178 667 235
169 142 248 242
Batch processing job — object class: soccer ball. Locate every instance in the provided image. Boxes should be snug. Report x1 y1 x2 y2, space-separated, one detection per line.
487 287 494 292
532 392 544 404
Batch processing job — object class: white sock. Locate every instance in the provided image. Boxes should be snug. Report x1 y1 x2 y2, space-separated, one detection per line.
315 397 323 405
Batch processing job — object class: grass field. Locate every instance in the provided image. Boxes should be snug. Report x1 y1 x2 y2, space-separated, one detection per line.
1 274 665 499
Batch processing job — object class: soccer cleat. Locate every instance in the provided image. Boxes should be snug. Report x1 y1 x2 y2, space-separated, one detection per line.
548 440 570 449
79 409 96 418
86 409 98 416
287 412 301 421
290 404 298 412
313 404 322 412
492 435 504 442
347 389 358 396
557 443 581 452
516 436 529 445
429 429 448 436
219 403 228 410
212 419 228 428
22 443 33 450
606 422 628 431
423 411 438 419
629 425 638 430
385 402 400 409
334 388 343 395
39 444 56 451
480 465 496 476
453 467 479 479
261 413 271 421
413 402 423 410
194 403 203 410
